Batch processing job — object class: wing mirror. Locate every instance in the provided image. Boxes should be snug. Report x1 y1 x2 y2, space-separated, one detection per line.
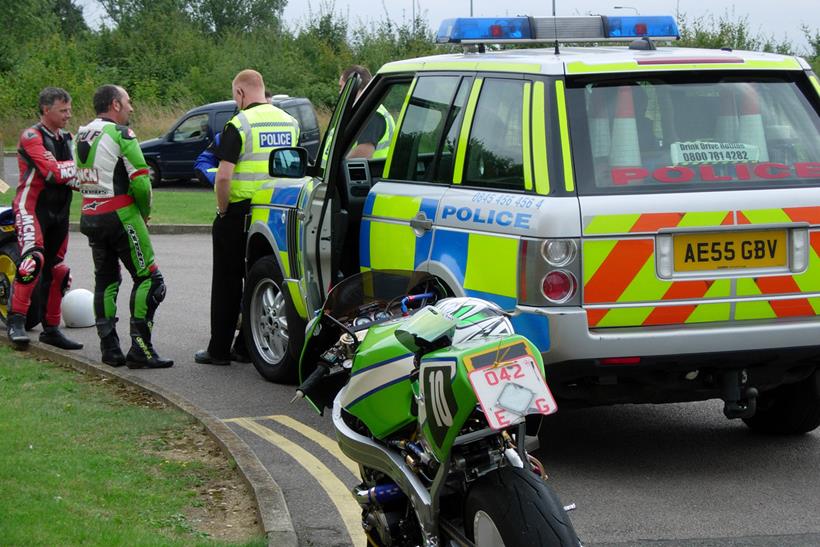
269 147 309 178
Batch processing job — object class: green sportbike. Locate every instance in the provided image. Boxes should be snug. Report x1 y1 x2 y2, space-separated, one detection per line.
296 270 580 547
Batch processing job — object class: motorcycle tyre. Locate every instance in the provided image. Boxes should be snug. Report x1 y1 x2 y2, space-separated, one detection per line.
242 256 303 384
464 466 579 547
0 241 44 329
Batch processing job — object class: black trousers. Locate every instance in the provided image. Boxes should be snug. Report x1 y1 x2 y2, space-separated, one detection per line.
207 199 250 358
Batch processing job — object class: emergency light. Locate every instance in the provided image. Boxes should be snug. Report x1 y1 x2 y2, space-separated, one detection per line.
436 15 679 44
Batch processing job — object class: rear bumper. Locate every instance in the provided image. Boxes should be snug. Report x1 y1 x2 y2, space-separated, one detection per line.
523 307 820 363
518 306 820 405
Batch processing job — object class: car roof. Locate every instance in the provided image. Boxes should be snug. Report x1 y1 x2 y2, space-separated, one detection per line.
184 97 311 117
379 46 808 77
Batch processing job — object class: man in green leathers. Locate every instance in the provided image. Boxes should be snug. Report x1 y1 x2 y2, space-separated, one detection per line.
195 69 299 365
74 85 173 369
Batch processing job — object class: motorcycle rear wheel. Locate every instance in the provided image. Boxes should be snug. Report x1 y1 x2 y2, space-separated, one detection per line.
464 466 579 547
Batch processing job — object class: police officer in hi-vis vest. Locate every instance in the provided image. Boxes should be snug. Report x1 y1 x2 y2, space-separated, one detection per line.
195 69 299 366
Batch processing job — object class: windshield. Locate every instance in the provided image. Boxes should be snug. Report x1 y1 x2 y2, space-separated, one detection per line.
567 72 820 194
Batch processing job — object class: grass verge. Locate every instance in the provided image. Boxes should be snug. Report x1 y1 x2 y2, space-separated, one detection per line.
0 190 216 225
0 346 265 546
67 189 217 225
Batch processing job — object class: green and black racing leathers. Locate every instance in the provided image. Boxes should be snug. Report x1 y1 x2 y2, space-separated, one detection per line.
74 117 170 366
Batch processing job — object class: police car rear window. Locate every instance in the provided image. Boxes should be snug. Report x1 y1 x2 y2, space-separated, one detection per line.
566 73 820 194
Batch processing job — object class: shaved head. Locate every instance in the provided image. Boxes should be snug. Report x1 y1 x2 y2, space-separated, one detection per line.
232 69 267 110
233 69 265 93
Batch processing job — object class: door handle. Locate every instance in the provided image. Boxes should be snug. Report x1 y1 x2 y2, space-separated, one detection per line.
409 216 433 232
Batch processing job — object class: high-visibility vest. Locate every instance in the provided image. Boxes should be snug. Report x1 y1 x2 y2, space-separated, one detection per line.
320 105 395 164
370 105 395 160
227 103 300 203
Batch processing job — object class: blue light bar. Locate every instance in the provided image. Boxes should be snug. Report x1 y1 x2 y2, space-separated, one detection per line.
602 16 680 39
436 17 532 43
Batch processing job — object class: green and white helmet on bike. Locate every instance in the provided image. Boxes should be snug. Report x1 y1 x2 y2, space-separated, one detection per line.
433 297 514 344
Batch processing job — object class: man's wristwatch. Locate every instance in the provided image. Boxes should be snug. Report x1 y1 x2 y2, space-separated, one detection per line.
216 206 227 218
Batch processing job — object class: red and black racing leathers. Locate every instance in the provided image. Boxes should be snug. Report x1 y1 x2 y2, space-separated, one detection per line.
12 123 78 326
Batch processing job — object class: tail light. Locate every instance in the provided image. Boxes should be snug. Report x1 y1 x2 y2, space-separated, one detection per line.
541 239 577 267
542 270 577 303
519 238 582 306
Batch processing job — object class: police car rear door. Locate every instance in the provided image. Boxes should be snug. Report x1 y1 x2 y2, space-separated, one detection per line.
428 74 544 300
359 74 465 273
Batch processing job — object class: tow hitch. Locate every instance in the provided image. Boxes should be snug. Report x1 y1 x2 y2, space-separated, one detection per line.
721 369 759 419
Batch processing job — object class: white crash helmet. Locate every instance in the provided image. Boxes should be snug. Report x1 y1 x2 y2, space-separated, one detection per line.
433 297 514 344
62 288 95 328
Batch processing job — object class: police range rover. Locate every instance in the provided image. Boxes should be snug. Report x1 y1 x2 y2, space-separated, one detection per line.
242 14 820 435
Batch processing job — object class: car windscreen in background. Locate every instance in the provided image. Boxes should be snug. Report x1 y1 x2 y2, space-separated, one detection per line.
566 72 820 195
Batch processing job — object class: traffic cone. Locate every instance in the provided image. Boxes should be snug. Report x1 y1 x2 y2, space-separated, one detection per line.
609 86 641 167
589 90 610 159
736 84 768 162
715 88 737 144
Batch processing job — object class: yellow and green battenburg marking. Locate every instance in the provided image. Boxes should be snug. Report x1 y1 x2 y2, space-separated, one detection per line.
367 194 423 271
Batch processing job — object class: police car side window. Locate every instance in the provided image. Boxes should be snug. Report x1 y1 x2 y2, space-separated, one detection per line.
463 79 525 190
434 77 473 183
388 76 461 182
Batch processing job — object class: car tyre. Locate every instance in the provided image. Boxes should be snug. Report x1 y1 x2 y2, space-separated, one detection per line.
743 371 820 435
243 256 304 383
146 159 161 187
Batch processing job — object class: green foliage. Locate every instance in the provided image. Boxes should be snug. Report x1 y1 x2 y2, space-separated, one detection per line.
677 12 795 54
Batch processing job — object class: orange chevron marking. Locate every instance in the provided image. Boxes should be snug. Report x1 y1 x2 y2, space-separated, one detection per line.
736 211 751 224
785 207 820 225
643 279 711 325
586 308 609 327
721 212 734 225
811 232 820 258
629 212 684 233
584 239 654 304
660 279 712 301
754 276 815 317
643 304 699 326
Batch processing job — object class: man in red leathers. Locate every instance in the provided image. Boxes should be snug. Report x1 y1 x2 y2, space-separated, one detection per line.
7 87 83 350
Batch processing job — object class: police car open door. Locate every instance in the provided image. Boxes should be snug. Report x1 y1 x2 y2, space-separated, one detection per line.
295 75 361 316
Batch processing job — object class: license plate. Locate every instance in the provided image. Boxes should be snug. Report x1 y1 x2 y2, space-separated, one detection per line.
468 356 557 431
673 229 787 272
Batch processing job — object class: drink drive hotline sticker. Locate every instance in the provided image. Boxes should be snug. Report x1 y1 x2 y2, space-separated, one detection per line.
671 141 759 165
468 355 557 430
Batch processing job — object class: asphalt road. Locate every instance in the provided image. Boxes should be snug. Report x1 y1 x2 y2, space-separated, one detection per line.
30 232 816 546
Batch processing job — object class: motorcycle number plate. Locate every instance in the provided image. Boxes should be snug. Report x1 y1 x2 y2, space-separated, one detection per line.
468 356 557 431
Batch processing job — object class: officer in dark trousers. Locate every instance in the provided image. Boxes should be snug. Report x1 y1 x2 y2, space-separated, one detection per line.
195 69 299 366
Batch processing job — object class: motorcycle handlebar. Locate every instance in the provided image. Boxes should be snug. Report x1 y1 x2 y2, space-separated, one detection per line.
292 362 330 402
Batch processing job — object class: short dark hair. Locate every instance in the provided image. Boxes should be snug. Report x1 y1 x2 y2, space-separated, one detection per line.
38 87 71 114
340 65 372 88
93 84 123 115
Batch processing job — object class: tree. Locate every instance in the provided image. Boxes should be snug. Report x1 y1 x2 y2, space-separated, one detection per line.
55 0 89 36
192 0 286 36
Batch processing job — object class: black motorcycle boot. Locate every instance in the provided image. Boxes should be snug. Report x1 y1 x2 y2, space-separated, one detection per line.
125 319 173 369
39 324 84 350
97 318 125 367
7 313 30 349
